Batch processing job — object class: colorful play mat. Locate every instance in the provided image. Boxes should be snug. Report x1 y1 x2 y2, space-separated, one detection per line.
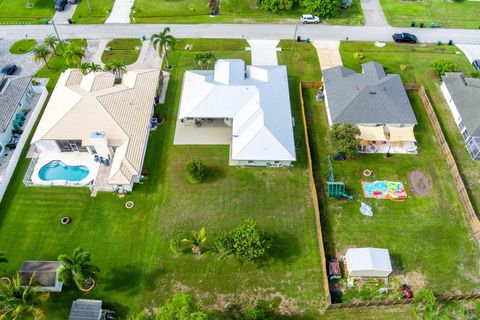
362 181 407 200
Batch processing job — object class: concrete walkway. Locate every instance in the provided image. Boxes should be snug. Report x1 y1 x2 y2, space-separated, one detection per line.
246 40 280 66
105 0 134 24
128 40 162 69
312 40 343 71
51 3 78 24
83 39 110 66
360 0 389 27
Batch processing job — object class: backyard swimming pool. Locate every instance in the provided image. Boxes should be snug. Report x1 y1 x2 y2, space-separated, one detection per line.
38 160 89 182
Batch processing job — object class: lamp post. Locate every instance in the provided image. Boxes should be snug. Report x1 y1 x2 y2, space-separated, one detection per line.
51 20 65 52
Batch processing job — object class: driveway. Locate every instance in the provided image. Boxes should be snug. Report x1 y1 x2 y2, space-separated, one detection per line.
51 3 78 24
82 39 110 66
128 40 162 69
312 40 342 70
456 44 480 64
0 40 44 76
105 0 134 24
360 0 389 26
246 40 280 65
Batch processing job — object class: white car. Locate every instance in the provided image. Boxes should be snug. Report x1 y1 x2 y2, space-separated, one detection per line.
301 14 320 24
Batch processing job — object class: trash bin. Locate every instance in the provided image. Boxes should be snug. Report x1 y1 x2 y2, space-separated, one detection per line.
420 22 424 28
448 40 453 45
306 37 310 43
67 18 72 24
436 40 442 45
411 21 416 27
297 36 301 42
141 35 146 41
43 19 49 25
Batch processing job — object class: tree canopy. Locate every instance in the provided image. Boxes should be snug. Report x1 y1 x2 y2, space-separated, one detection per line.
327 123 359 158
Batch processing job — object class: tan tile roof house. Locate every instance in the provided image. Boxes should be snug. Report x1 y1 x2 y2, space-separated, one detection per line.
31 69 160 191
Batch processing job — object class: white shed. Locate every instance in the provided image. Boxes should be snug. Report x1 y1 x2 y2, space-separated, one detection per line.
345 248 392 278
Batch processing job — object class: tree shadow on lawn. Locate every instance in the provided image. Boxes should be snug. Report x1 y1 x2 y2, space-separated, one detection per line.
262 231 301 265
104 264 144 295
203 165 227 183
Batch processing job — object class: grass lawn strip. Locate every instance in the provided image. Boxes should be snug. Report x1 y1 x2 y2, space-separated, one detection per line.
0 0 54 24
72 0 115 24
131 0 364 25
379 0 480 29
101 38 142 65
0 39 325 318
9 39 37 54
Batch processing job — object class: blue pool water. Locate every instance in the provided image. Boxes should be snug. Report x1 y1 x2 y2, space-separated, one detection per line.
39 160 89 182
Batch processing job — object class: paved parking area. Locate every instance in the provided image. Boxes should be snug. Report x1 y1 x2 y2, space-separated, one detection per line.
456 44 480 64
51 3 78 24
246 40 280 65
0 40 44 76
312 40 343 70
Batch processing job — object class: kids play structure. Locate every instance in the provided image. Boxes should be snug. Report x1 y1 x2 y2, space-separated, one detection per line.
322 156 353 200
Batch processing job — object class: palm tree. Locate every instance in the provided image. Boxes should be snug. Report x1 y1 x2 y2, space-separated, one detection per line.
43 34 58 56
0 273 47 320
150 27 176 69
88 62 102 72
104 60 126 82
32 45 52 69
181 227 206 255
62 44 85 67
79 62 91 75
57 248 99 292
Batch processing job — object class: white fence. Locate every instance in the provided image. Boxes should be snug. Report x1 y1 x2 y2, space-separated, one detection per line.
0 86 47 202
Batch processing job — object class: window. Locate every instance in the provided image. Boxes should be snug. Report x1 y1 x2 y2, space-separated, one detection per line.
56 140 87 152
247 160 254 164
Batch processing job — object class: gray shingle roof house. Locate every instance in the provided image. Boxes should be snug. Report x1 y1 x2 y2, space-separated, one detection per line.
441 72 480 159
0 73 33 133
322 61 417 126
69 299 103 320
19 260 63 292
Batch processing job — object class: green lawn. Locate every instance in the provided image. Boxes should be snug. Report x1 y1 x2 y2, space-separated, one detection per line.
0 0 54 24
302 41 480 299
380 0 480 29
72 0 114 24
0 39 327 318
101 38 142 65
131 0 364 25
9 39 37 54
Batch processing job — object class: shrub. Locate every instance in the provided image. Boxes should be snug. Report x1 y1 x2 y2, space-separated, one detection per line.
231 220 271 263
469 70 480 79
399 64 408 71
431 59 456 77
169 239 182 256
156 293 207 320
185 160 206 183
213 231 234 257
302 0 342 18
327 123 360 158
353 51 364 60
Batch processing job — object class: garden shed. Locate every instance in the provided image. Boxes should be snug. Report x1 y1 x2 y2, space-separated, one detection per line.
345 248 392 278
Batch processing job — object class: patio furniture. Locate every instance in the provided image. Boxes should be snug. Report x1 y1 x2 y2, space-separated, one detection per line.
94 155 100 162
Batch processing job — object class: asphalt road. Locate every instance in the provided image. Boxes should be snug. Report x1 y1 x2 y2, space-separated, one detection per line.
1 23 479 44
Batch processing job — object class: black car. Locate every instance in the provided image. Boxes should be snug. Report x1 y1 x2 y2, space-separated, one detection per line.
55 0 67 11
473 59 480 71
392 33 418 44
0 64 17 75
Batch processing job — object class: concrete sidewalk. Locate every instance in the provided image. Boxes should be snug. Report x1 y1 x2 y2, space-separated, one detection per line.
247 40 280 65
312 40 343 70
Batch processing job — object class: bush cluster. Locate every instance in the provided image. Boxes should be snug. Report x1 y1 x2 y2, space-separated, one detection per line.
185 159 206 183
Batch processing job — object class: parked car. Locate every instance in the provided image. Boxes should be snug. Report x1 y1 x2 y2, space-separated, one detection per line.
392 33 418 44
55 0 67 11
401 284 413 298
301 14 320 24
0 64 17 75
67 0 78 3
473 59 480 71
327 258 342 280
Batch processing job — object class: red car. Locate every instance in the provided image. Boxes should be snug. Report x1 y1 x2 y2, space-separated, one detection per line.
401 284 413 298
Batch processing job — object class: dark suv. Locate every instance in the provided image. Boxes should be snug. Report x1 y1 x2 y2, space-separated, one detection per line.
55 0 67 11
392 33 418 44
473 59 480 71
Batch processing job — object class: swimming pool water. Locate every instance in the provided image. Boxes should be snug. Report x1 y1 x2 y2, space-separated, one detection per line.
39 160 89 182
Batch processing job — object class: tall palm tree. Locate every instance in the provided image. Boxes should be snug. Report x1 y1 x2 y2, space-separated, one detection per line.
0 273 48 320
62 44 85 67
150 27 176 69
104 60 126 82
57 248 99 292
43 34 58 56
181 227 206 255
88 62 102 72
32 45 52 69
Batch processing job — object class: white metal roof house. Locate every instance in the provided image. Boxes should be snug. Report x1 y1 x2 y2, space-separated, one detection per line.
345 248 393 278
176 59 296 167
322 62 418 154
441 72 480 160
29 69 160 192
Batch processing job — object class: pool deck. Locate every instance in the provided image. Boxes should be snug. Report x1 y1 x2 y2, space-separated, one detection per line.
31 152 99 187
